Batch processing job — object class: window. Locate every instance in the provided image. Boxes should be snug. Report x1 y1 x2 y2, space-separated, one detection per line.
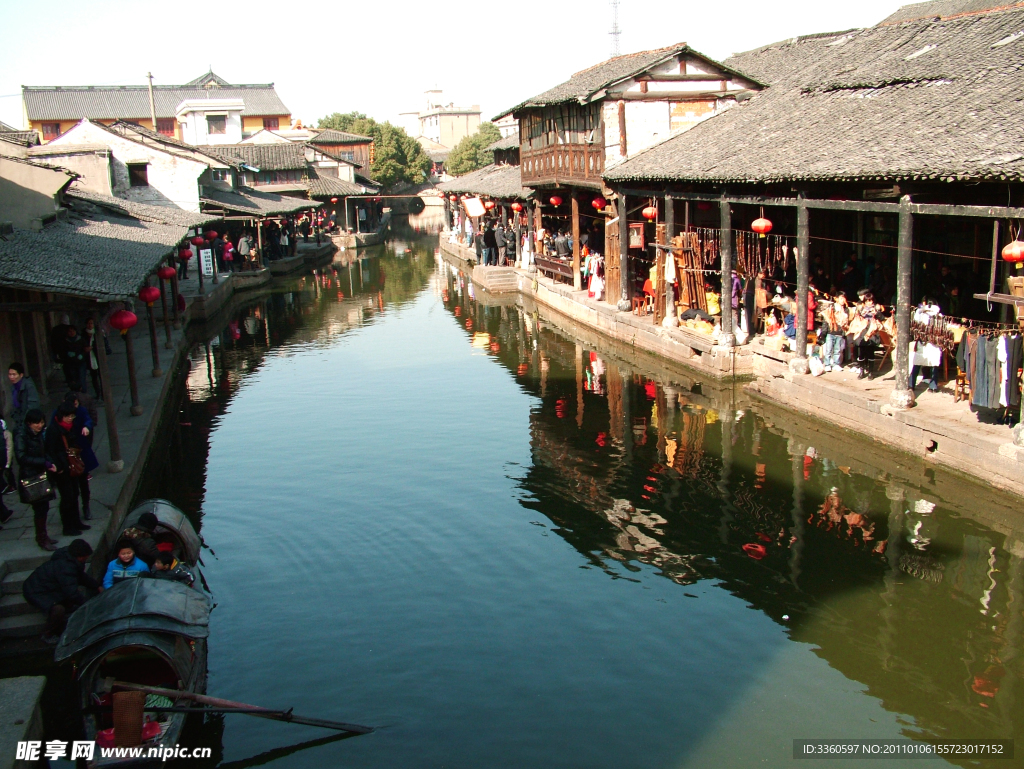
211 169 229 183
42 123 61 141
262 117 279 130
128 163 149 187
206 115 226 135
340 151 354 161
156 119 175 137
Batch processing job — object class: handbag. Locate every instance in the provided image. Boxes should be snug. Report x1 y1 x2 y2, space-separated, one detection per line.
19 473 55 504
63 435 86 477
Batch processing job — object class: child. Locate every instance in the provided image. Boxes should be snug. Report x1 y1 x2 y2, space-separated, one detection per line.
149 552 195 587
102 539 150 589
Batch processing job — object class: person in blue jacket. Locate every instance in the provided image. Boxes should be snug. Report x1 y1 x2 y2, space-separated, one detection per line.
102 539 149 589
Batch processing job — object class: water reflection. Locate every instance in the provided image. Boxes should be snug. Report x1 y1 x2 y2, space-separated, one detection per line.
438 254 1024 750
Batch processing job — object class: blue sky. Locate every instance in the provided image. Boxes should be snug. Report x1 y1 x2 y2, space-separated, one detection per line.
1 0 909 130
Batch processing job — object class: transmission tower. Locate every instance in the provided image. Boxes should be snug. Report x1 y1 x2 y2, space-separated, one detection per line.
609 0 621 57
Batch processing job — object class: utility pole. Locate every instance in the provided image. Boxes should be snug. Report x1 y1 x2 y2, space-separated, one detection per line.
147 72 157 132
609 0 622 58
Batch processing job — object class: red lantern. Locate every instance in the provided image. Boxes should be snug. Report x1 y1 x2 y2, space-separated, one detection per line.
1002 240 1024 263
549 195 563 207
742 543 767 560
641 205 658 221
484 200 496 210
511 202 523 212
109 309 138 334
752 217 773 235
330 197 338 203
592 196 607 210
138 286 160 306
190 236 205 247
450 195 457 202
178 248 193 260
157 266 176 280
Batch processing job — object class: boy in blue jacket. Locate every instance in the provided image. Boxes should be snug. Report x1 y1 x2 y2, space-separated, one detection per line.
103 539 149 589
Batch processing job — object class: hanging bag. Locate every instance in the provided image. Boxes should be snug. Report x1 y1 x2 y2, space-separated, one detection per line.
19 473 55 504
63 435 86 477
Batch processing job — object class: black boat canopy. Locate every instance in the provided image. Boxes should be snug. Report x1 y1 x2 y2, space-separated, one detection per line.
55 579 212 662
120 499 203 564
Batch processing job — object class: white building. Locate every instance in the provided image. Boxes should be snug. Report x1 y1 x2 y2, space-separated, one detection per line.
176 99 245 146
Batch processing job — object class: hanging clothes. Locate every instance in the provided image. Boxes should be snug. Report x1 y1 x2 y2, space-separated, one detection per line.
1008 335 1023 408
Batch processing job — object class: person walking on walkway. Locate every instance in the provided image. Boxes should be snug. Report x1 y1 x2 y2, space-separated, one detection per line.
483 224 497 266
58 325 87 392
495 222 507 265
83 318 103 399
237 232 252 272
45 404 90 537
8 362 40 436
0 416 13 529
22 538 100 644
54 393 98 518
15 409 58 550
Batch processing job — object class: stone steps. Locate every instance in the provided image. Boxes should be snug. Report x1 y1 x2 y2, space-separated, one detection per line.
0 594 37 618
0 612 45 638
1 569 32 596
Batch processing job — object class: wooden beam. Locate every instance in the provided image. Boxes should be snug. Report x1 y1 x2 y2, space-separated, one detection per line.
795 198 810 362
617 101 627 158
719 195 734 345
637 73 728 82
620 91 748 101
0 301 100 313
890 198 915 409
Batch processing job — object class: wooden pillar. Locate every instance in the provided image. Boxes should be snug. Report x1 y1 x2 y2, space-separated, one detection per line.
158 271 173 349
169 256 181 329
93 309 123 473
617 193 630 311
514 203 522 266
889 196 915 409
256 224 265 269
123 325 143 416
792 197 810 372
30 311 48 397
196 236 206 295
571 191 582 290
146 297 162 378
664 196 677 327
719 194 734 346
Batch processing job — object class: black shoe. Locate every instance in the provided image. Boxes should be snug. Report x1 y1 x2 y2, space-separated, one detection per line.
38 540 58 552
63 528 83 536
82 507 92 521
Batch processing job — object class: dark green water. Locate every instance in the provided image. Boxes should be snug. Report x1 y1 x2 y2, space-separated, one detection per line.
134 222 1024 768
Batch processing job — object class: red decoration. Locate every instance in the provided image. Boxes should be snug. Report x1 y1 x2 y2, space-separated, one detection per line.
157 266 176 280
511 202 523 212
1002 240 1024 263
549 195 563 207
742 543 767 560
330 197 338 203
484 200 496 210
203 231 218 241
109 309 138 333
138 286 160 306
752 217 773 235
641 205 658 221
592 197 607 211
190 237 205 247
450 195 458 202
178 248 193 260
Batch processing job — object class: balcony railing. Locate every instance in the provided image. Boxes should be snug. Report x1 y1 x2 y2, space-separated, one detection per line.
520 144 604 187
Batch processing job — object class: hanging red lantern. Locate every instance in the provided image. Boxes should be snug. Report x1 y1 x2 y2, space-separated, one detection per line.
138 286 160 306
742 543 767 560
109 309 138 334
1002 240 1024 263
179 248 193 260
641 205 658 221
204 231 218 241
450 194 458 202
330 197 338 203
592 196 607 211
157 266 176 280
511 202 523 212
190 236 205 247
549 195 563 207
484 200 496 210
752 217 773 235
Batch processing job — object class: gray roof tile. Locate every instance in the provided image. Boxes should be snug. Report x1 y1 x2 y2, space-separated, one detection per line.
438 163 532 199
880 0 1024 24
310 129 372 144
605 7 1024 185
200 186 319 216
67 188 218 228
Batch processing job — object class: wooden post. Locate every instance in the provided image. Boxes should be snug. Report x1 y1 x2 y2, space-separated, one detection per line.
792 197 810 373
514 203 522 267
94 310 123 473
257 223 265 269
123 326 143 416
158 272 173 349
618 194 630 311
719 194 734 346
571 191 581 291
196 236 205 295
526 201 536 272
146 298 162 378
889 197 916 409
617 100 627 158
169 256 181 329
664 196 677 327
30 312 48 397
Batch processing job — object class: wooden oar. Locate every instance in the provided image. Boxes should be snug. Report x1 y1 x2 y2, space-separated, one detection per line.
111 682 373 734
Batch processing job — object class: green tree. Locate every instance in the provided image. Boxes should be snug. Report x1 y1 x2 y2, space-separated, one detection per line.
445 122 503 176
317 112 431 190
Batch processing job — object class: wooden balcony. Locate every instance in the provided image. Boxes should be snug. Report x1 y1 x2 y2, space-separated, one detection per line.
520 144 604 189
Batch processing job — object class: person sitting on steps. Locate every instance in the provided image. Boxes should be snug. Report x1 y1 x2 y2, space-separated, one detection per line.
22 538 102 644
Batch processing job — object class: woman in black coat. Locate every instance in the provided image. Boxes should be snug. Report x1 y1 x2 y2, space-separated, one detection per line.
43 405 90 538
15 409 58 550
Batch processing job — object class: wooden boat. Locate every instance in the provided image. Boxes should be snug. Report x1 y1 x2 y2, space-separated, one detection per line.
117 499 204 567
55 579 212 766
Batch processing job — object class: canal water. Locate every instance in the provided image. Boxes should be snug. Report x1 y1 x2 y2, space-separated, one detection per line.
132 219 1023 768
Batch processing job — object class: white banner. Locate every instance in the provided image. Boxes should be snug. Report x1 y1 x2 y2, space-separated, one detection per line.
200 248 214 276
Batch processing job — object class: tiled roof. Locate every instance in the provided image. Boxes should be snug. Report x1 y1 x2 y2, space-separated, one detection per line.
207 143 308 171
0 130 39 148
495 44 761 119
305 168 365 198
23 72 289 122
438 163 532 199
0 201 186 300
310 129 372 144
100 121 242 168
200 186 319 216
879 0 1024 24
605 7 1024 185
486 132 520 152
67 187 218 228
0 121 17 132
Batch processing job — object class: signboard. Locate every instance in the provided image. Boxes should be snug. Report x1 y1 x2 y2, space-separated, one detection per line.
628 222 645 249
462 197 486 218
200 248 214 276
